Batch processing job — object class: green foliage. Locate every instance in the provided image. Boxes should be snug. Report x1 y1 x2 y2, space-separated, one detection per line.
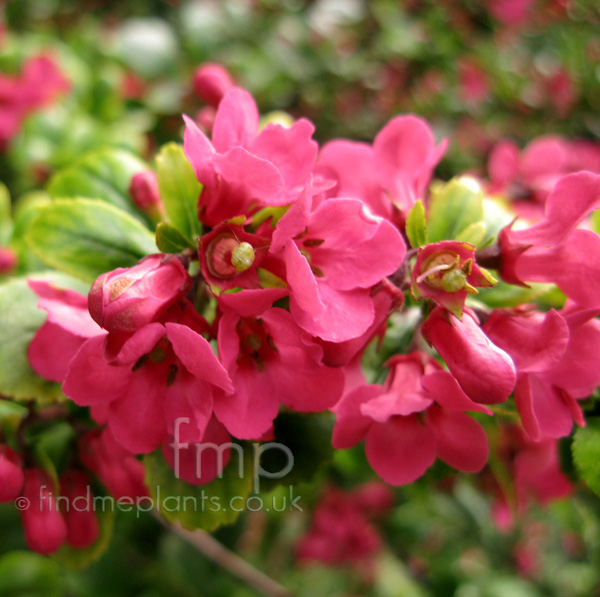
573 418 600 497
0 183 12 245
0 551 63 597
26 199 157 282
406 199 427 248
47 147 150 223
156 143 202 244
144 446 254 532
155 222 197 253
427 177 486 245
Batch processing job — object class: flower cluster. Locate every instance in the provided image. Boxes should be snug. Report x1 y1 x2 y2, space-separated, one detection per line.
15 80 600 558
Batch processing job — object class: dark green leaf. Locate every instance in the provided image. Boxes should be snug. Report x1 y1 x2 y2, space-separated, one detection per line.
155 222 196 254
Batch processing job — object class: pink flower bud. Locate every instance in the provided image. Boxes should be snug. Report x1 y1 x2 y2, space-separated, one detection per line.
0 247 18 275
88 254 191 334
129 170 162 211
0 445 24 502
60 470 99 549
421 307 516 404
20 468 67 555
192 63 234 107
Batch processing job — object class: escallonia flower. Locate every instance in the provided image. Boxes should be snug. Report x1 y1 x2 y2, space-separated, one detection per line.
411 240 496 317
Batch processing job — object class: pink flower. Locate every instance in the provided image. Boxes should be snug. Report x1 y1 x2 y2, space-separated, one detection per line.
421 307 516 405
332 353 491 485
214 289 345 439
183 88 318 226
411 241 495 317
192 63 234 107
484 306 600 440
296 486 383 570
88 254 191 337
487 0 533 27
272 197 406 342
29 277 233 455
318 115 446 224
0 445 24 502
497 172 600 307
459 59 489 105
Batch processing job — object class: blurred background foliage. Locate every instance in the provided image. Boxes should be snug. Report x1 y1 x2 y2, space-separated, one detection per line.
2 0 600 595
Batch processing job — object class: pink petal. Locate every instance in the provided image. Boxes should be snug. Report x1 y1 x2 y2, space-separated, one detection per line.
332 384 381 449
166 322 233 393
212 147 285 204
427 407 489 472
291 282 375 343
421 370 493 415
284 240 324 316
515 373 574 441
211 88 259 153
251 118 318 189
105 322 166 365
306 198 406 290
28 322 88 383
488 141 520 188
182 114 216 186
63 335 130 406
483 309 569 373
218 288 288 318
365 417 436 485
270 187 312 254
514 172 600 247
361 391 432 421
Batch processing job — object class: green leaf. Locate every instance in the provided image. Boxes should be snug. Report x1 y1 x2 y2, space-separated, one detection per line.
26 199 157 282
0 274 87 403
156 222 196 254
573 418 600 496
144 446 254 531
0 182 11 245
52 508 116 570
0 551 63 597
454 221 487 246
405 199 427 248
156 143 202 244
427 177 484 243
47 147 150 223
477 281 558 308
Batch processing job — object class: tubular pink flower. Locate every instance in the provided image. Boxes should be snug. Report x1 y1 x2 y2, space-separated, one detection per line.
183 88 318 226
214 289 344 439
332 353 491 486
421 307 516 404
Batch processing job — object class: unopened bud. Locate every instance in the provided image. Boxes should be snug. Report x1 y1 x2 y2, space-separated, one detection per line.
0 445 24 502
192 63 234 107
0 247 18 275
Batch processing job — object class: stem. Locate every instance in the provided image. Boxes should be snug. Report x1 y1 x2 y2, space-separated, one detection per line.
156 514 292 597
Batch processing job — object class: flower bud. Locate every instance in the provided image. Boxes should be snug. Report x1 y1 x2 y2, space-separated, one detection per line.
60 470 100 548
20 468 67 555
0 247 18 275
129 170 163 214
88 254 191 335
0 445 24 502
192 63 234 107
